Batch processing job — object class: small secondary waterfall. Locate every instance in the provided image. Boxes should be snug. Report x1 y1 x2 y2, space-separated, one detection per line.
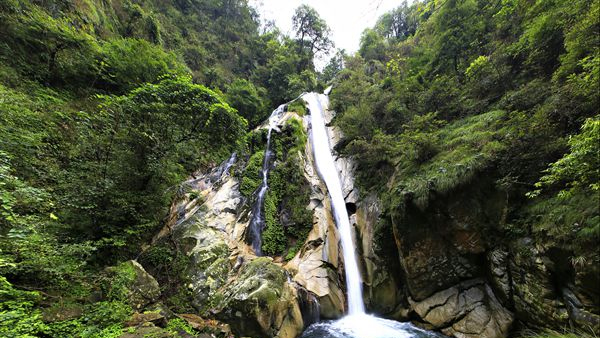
247 104 286 256
303 92 365 315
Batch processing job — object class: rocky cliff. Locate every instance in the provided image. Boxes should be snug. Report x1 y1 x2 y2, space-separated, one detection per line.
131 99 598 338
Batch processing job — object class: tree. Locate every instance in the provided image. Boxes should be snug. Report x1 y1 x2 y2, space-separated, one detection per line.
376 1 419 41
60 76 247 260
319 49 346 84
359 29 386 61
292 5 333 59
225 79 268 128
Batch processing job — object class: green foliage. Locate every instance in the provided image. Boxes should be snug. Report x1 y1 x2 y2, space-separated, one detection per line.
292 4 333 59
319 49 345 84
138 243 188 290
240 150 265 198
287 100 308 116
0 0 324 335
0 4 100 86
98 38 188 92
287 69 319 97
42 300 132 338
101 262 136 302
331 0 599 262
251 35 320 104
527 190 599 248
524 117 600 248
0 150 95 292
375 1 419 41
0 276 47 337
258 119 312 257
261 192 286 256
529 117 600 198
56 76 246 260
225 79 268 128
387 111 509 209
359 29 386 61
520 329 595 338
79 301 130 337
166 318 195 335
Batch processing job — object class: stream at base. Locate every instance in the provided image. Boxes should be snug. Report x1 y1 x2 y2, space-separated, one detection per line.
300 314 443 338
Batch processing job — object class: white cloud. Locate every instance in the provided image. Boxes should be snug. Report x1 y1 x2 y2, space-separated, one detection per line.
250 0 404 54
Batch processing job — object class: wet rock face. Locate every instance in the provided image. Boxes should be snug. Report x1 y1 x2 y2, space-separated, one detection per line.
400 235 482 302
411 279 513 338
504 242 600 332
369 173 600 337
391 183 499 303
216 257 304 338
149 112 349 337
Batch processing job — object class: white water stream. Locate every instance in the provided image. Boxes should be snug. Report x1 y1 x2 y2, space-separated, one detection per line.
303 92 365 315
301 90 442 338
248 103 286 255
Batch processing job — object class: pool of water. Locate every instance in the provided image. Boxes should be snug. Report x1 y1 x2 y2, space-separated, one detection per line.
300 314 444 338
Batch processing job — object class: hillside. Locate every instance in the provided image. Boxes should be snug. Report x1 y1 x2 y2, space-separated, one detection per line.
0 0 598 338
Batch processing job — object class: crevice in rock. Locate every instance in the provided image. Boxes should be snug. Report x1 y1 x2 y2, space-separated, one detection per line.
345 202 357 216
420 292 456 319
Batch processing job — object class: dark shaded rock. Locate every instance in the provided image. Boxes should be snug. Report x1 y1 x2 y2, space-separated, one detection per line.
411 279 513 338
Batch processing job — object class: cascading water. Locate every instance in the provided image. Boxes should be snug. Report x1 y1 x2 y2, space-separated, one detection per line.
303 92 365 315
247 104 286 256
301 90 443 338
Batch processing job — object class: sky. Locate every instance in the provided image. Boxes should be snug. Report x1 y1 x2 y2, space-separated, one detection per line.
249 0 404 54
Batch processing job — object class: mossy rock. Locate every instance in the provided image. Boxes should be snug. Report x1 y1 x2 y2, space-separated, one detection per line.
104 260 161 310
183 226 232 314
216 257 299 338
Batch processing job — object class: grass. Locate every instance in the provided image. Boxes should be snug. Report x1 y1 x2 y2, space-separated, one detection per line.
393 110 510 210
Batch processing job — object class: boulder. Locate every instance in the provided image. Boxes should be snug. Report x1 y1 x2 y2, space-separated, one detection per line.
216 257 304 338
176 314 232 336
125 311 166 327
411 279 513 338
104 260 161 310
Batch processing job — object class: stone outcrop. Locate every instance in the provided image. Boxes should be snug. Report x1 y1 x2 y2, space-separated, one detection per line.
373 173 600 337
104 260 161 310
148 111 348 337
410 279 512 338
141 98 600 338
216 257 304 338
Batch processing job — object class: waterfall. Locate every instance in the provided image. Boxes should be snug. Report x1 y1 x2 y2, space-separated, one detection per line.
300 90 443 338
247 104 286 256
303 92 365 315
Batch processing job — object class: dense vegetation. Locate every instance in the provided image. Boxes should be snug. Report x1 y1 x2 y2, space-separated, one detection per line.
0 0 330 336
331 0 598 266
330 0 598 335
0 0 598 336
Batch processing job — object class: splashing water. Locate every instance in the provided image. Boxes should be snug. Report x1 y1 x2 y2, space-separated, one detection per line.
301 314 443 338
